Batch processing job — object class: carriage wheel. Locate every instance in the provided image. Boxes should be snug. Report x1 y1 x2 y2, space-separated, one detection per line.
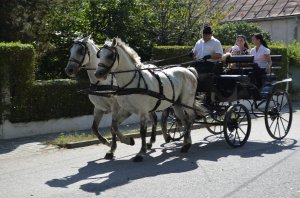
224 104 251 147
161 108 184 142
265 90 292 140
205 115 224 135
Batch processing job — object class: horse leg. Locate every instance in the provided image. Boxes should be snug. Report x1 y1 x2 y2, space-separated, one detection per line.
112 108 135 145
173 105 193 153
160 108 172 143
92 109 111 147
147 112 157 149
105 108 134 160
133 114 148 162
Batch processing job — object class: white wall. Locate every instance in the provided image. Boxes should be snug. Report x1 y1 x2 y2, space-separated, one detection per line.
256 17 300 43
0 113 143 139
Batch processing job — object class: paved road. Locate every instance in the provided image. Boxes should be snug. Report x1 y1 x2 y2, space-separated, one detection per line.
0 103 300 198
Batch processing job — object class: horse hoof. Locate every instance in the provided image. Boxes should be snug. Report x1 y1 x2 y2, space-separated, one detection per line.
165 135 171 143
104 152 114 160
129 137 135 146
133 155 144 162
180 143 191 153
146 143 152 150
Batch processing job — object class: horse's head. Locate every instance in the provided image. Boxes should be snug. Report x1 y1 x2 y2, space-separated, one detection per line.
95 38 119 80
65 36 91 77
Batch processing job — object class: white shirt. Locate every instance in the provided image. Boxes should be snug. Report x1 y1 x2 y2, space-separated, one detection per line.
250 45 271 68
192 36 223 61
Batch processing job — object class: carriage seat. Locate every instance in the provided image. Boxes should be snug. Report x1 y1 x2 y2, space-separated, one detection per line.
226 55 254 63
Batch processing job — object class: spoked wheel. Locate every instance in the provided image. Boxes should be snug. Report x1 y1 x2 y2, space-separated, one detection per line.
205 114 224 135
265 90 293 140
205 102 229 135
161 108 185 142
224 104 251 147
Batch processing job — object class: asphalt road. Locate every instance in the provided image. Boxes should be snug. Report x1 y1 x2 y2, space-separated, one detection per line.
0 103 300 198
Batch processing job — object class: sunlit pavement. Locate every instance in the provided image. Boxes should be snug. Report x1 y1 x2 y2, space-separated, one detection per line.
0 102 299 198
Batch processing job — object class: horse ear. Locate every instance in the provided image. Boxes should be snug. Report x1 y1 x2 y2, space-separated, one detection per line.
83 35 91 42
112 38 117 46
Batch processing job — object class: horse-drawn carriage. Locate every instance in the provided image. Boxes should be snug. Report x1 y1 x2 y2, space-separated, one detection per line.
66 37 293 161
162 55 293 147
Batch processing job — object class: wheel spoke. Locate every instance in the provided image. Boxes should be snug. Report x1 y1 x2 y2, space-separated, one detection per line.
277 118 281 137
167 122 175 133
280 116 289 123
238 127 246 136
279 93 284 112
279 117 287 133
274 120 279 137
236 129 241 144
238 114 246 124
269 118 276 129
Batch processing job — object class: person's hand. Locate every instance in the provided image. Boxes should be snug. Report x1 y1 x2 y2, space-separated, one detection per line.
265 65 271 73
203 55 211 61
188 50 194 58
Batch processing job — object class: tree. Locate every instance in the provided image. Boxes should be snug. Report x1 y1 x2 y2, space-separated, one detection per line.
146 0 226 45
214 22 271 45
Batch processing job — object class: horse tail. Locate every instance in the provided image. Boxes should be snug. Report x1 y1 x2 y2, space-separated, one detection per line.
187 67 198 79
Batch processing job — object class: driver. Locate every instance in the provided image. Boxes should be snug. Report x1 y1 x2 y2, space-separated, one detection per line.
188 25 223 104
189 25 223 73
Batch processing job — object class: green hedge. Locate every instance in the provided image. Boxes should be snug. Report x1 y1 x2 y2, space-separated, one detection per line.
9 79 93 123
0 43 35 123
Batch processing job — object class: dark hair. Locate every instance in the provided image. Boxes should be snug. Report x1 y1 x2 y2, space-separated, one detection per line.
203 25 213 34
236 35 249 49
252 33 268 48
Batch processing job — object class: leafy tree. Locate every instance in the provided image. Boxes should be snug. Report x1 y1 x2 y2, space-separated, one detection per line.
214 22 271 45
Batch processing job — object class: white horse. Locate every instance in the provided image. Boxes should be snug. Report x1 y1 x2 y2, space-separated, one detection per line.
95 38 198 162
65 36 158 159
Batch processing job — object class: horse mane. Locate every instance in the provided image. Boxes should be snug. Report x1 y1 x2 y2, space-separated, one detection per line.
114 38 142 65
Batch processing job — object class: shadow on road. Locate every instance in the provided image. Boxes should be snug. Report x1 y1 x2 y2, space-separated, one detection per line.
46 136 298 195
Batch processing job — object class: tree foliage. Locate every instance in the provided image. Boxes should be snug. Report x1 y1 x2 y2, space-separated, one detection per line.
214 22 271 45
1 0 226 79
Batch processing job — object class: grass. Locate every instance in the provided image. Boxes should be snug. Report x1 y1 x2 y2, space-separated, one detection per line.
47 126 163 146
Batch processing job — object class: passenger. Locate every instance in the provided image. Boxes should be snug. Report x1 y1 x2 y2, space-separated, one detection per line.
227 35 250 69
250 33 272 88
230 35 250 55
250 33 272 74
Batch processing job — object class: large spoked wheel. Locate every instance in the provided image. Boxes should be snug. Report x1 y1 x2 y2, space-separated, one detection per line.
205 115 224 135
224 104 251 147
265 90 293 140
161 108 185 142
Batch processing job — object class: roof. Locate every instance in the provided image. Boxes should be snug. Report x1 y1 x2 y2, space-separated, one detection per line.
211 0 300 22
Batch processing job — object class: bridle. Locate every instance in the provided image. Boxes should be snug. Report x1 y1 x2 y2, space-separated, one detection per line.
96 45 119 75
68 41 90 68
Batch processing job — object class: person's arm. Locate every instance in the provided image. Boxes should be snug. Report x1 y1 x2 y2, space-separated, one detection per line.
212 41 223 60
211 53 222 60
264 54 272 73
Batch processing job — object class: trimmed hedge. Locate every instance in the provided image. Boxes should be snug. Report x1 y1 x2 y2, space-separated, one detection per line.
0 43 93 123
0 43 35 123
9 79 93 123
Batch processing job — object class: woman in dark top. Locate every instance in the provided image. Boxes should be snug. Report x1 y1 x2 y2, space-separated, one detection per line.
230 35 250 55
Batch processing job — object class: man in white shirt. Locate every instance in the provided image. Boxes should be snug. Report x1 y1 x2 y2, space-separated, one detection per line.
188 26 223 104
190 26 223 62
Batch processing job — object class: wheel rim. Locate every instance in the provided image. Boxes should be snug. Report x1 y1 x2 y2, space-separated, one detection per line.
166 109 184 141
265 90 292 140
224 104 251 147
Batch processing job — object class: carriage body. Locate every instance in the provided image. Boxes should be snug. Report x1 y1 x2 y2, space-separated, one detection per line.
165 54 293 147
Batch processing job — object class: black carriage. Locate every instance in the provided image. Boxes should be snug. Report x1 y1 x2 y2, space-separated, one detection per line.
162 55 293 147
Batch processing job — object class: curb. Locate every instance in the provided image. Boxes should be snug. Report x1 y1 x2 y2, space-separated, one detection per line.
58 124 202 149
